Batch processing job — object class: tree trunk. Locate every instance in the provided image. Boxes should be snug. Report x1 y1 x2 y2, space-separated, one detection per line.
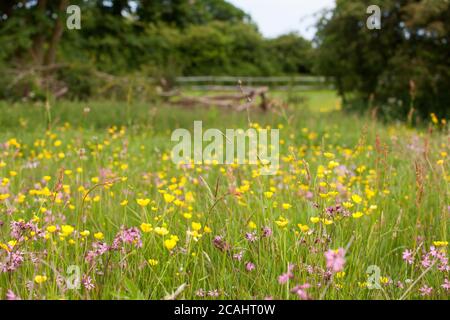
44 0 69 66
30 0 48 65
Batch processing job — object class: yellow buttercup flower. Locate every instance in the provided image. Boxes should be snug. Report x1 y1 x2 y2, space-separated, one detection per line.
275 216 289 228
379 277 389 284
0 194 10 201
34 275 48 284
61 225 74 236
191 222 202 231
140 223 153 233
358 281 368 288
163 193 175 203
164 239 177 250
16 193 26 203
248 221 257 229
80 230 90 237
352 212 363 219
310 217 320 224
8 240 17 247
164 235 179 251
148 259 159 266
91 177 99 184
185 191 195 203
433 241 448 247
0 242 9 252
183 212 192 219
136 198 150 207
264 191 274 199
155 227 169 236
94 232 104 240
351 194 362 204
297 224 310 232
328 161 339 169
47 225 57 233
343 202 354 209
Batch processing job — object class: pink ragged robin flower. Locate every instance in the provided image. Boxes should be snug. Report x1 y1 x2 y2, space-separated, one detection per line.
261 226 272 238
245 231 258 242
402 249 414 264
245 261 255 272
442 278 450 291
324 248 346 273
6 289 20 300
419 285 433 296
278 263 295 284
290 283 311 300
82 275 95 291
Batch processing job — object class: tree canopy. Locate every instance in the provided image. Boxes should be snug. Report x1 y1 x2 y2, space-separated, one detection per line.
314 0 450 119
0 0 314 100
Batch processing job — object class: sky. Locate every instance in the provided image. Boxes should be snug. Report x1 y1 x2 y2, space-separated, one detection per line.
227 0 335 39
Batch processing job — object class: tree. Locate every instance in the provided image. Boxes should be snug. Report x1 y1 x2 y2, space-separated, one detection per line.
267 33 313 75
0 0 315 100
314 0 450 119
137 0 249 27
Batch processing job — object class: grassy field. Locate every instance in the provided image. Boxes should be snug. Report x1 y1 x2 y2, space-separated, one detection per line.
0 91 448 300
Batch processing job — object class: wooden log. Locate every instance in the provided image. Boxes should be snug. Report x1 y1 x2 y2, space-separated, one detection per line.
163 86 270 112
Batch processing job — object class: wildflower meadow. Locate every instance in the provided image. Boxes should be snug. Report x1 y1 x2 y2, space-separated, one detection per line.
0 96 448 300
0 0 449 305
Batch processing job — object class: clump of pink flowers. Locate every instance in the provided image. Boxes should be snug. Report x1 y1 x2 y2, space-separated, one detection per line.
111 226 142 250
278 263 294 284
324 248 346 273
403 245 449 272
85 241 110 265
195 288 221 298
419 285 433 296
1 250 24 273
290 283 311 300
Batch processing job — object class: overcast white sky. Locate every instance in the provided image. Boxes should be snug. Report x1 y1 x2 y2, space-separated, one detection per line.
227 0 335 39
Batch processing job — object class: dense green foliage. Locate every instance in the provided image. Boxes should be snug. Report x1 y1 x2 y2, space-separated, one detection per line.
1 0 448 121
314 0 450 120
0 0 313 101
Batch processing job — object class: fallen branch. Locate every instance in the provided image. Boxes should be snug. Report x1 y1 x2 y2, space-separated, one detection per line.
163 86 270 112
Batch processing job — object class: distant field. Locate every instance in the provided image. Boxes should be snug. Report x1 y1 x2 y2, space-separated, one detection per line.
0 94 448 300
